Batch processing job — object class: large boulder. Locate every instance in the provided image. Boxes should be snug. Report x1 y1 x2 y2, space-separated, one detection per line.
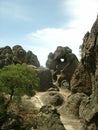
36 67 53 91
46 46 79 88
40 91 64 107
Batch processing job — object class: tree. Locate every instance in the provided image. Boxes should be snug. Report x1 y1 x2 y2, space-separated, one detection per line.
0 64 40 108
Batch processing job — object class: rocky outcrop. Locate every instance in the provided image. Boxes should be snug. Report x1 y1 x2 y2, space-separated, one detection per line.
71 17 98 95
70 16 98 130
0 45 40 68
0 46 13 67
59 93 87 118
71 63 92 95
25 50 40 67
46 46 79 88
79 96 98 130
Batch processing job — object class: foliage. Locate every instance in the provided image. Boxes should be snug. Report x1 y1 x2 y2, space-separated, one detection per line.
0 64 40 129
0 64 40 98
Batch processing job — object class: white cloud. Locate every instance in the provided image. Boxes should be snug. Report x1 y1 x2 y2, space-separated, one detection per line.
63 0 98 31
26 27 83 66
26 0 98 66
1 0 98 67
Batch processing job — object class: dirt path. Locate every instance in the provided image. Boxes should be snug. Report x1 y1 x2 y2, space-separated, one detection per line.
58 88 82 130
29 89 82 130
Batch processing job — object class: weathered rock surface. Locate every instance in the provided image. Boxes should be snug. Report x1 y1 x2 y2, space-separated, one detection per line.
40 91 64 107
0 93 66 130
79 96 98 130
59 93 87 118
70 16 98 130
0 46 13 67
46 46 79 88
36 67 53 91
71 63 92 95
0 45 40 68
35 105 66 130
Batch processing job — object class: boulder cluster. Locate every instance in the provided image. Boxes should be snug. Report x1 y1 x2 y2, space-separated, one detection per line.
0 45 40 68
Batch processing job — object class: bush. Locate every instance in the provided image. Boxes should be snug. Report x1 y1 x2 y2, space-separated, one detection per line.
0 64 40 106
0 64 40 129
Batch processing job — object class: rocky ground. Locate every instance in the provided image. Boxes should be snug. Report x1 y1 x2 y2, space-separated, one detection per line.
23 88 82 130
58 89 82 130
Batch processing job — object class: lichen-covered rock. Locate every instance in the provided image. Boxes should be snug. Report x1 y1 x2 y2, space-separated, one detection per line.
0 45 40 68
46 46 79 88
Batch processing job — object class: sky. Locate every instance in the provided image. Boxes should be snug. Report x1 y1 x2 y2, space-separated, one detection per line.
0 0 98 66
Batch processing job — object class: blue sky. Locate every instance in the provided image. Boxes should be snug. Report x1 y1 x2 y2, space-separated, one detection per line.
0 0 98 66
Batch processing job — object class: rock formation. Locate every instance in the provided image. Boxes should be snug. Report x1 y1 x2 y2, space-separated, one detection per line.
1 16 98 130
70 16 98 130
0 46 13 68
46 46 79 88
0 45 40 68
36 67 54 91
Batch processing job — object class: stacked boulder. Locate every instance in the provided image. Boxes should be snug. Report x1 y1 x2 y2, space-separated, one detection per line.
0 45 40 68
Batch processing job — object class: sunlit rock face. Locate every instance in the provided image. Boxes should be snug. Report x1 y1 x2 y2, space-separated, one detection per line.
0 45 40 68
46 46 79 88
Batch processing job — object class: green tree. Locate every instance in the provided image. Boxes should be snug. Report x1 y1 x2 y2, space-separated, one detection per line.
0 64 39 108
